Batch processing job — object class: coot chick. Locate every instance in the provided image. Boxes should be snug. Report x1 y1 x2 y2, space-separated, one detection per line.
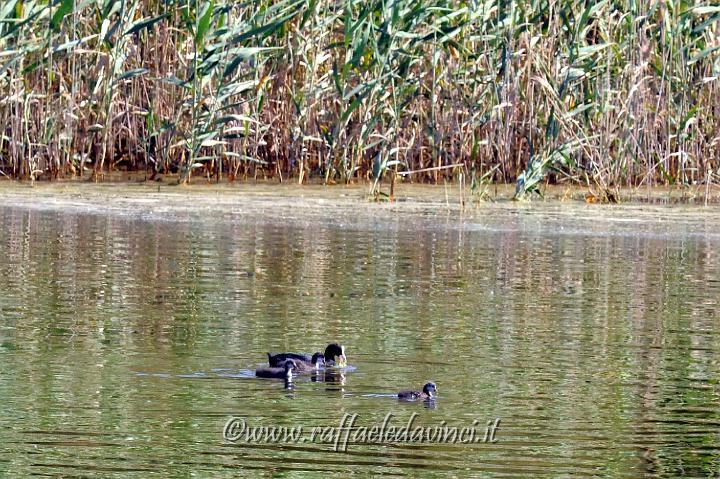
398 382 437 400
255 359 297 379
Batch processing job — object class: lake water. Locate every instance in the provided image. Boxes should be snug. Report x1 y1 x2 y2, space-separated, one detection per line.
1 184 719 477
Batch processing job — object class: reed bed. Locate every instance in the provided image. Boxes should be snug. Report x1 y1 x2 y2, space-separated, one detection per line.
0 0 719 198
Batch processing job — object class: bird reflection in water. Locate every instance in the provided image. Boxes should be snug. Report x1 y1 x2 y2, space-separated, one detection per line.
311 370 346 390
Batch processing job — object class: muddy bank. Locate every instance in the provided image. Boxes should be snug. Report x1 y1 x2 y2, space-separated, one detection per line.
0 181 719 242
2 175 720 204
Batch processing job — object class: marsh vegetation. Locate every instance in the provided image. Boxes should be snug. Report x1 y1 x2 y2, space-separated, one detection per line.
1 1 719 199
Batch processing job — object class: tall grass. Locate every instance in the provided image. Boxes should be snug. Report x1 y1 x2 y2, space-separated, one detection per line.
0 1 719 197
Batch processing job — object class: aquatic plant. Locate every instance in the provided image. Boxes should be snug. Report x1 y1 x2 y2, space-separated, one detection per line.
0 0 718 193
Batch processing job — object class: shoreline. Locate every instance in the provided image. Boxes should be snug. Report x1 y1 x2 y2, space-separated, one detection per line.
1 177 720 206
1 180 719 243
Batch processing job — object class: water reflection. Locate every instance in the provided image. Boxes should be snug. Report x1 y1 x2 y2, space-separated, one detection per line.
311 370 347 389
0 200 718 477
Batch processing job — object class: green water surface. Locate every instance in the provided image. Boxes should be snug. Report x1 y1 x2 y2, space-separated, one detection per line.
0 186 719 477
